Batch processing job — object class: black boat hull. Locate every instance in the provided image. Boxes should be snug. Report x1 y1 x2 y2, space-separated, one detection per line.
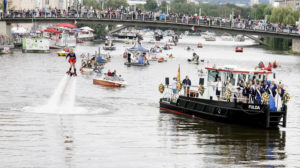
160 96 287 128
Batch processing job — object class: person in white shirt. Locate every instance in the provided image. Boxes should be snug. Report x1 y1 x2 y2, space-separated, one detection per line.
172 77 177 94
216 77 222 101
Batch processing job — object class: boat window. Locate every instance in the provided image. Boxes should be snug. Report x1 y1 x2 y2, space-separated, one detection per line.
237 73 247 85
208 70 219 82
229 72 235 85
262 74 266 81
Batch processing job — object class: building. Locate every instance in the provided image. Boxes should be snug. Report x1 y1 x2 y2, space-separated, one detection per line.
127 0 146 6
275 0 300 9
250 0 260 6
187 0 199 4
11 0 82 10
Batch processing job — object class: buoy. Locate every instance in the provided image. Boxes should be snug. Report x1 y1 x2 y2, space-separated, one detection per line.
158 84 165 93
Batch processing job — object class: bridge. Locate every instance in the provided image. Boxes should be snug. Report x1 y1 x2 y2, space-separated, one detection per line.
1 16 300 51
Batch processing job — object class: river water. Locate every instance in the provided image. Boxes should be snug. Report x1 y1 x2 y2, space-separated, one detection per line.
0 36 300 168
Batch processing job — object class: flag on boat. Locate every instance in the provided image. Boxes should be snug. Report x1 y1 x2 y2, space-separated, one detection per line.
4 0 7 13
177 64 180 82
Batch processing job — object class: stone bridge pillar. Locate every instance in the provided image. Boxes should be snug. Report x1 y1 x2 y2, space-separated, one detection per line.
0 21 12 38
292 39 300 53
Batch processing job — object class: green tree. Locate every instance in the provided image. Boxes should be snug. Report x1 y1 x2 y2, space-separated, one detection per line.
250 4 271 20
83 0 102 9
136 4 145 11
106 0 128 9
269 7 299 25
145 0 158 12
159 0 167 13
0 0 14 10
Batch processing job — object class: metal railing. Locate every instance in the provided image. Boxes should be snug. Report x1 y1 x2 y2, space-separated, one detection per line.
1 11 300 36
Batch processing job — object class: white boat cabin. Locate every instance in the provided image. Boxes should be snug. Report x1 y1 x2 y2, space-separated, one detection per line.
199 65 274 100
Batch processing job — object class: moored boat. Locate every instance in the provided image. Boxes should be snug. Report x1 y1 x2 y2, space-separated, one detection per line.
204 36 216 41
221 33 233 41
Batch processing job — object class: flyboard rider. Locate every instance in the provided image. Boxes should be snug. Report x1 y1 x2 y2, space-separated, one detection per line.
66 48 77 76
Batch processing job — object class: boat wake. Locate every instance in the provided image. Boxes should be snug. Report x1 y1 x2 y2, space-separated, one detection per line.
23 75 106 115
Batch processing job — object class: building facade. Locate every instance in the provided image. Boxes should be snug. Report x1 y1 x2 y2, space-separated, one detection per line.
250 0 260 6
11 0 82 10
276 0 300 9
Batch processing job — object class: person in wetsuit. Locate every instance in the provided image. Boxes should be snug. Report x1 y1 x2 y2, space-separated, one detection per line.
66 49 77 76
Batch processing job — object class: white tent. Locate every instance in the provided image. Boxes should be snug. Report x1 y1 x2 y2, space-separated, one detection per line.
11 27 27 34
80 26 94 32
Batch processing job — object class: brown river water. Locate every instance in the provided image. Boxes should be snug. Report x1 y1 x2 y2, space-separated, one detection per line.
0 36 300 167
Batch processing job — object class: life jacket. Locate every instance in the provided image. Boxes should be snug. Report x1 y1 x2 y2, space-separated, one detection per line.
266 63 272 71
273 61 277 68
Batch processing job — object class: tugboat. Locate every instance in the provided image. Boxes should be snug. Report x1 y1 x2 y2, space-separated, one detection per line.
159 65 288 128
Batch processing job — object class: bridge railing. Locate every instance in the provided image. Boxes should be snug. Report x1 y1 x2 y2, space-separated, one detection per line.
1 12 299 35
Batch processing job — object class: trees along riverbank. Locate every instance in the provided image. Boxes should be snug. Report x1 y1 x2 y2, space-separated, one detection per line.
266 7 299 51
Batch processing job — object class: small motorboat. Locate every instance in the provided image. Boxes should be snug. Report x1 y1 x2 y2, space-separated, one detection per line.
103 40 116 50
103 46 116 50
76 40 84 44
158 57 165 63
235 47 243 52
150 56 158 61
93 75 127 87
50 46 61 49
204 36 216 41
0 47 13 54
80 55 95 74
124 62 149 66
57 49 70 56
197 43 203 48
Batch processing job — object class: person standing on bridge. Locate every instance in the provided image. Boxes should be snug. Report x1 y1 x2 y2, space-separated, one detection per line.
66 48 77 76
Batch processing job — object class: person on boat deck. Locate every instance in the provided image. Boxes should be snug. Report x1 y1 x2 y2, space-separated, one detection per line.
107 70 112 76
216 77 222 101
242 82 249 103
182 76 191 96
254 84 263 104
105 40 108 46
127 52 131 63
112 70 117 77
248 81 255 103
172 77 178 94
66 49 77 74
193 53 199 62
278 83 285 98
235 87 243 102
